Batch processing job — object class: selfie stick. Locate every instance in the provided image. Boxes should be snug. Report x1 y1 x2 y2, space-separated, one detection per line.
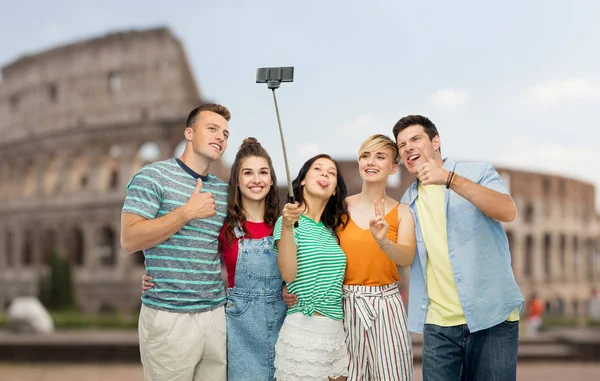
270 89 295 205
256 67 295 204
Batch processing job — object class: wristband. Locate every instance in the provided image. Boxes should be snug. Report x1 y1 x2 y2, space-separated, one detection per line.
448 171 457 189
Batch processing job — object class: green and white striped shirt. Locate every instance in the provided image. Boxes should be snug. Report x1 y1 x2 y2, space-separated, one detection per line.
122 158 228 313
274 214 346 320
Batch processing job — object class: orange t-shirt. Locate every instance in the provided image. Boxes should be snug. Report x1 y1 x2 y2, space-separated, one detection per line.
340 206 401 286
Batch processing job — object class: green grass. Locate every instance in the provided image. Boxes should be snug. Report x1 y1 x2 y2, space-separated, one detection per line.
1 311 598 331
540 315 600 331
0 311 138 330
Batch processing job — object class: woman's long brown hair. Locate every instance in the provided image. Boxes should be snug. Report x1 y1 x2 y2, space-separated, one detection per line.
222 137 280 247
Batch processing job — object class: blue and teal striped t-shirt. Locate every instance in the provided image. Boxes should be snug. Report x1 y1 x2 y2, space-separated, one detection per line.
122 158 228 313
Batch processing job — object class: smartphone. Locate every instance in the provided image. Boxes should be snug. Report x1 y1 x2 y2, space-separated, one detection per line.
256 67 294 87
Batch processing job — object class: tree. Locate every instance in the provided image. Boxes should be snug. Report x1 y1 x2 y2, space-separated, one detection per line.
38 251 76 311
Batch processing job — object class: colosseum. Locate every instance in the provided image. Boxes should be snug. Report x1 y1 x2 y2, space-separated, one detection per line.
0 27 598 317
0 27 228 314
496 168 599 316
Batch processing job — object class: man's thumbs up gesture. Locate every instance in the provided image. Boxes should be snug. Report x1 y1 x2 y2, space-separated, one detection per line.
183 178 217 220
416 149 449 186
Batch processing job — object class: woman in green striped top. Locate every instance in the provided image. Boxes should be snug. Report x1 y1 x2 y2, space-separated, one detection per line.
273 154 350 381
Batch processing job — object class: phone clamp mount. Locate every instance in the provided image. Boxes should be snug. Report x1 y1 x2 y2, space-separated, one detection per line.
256 67 294 90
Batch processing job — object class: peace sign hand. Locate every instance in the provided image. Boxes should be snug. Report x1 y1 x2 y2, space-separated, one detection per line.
369 199 389 243
416 149 449 186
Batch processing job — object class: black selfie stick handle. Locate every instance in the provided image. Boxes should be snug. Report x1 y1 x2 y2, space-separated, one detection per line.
288 195 298 228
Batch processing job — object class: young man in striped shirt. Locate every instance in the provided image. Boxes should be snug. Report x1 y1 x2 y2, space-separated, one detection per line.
120 104 231 381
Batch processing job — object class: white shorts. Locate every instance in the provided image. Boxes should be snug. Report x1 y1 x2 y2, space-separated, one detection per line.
274 313 349 381
138 304 226 381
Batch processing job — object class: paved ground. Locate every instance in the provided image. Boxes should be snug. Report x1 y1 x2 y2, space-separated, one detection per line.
1 363 600 381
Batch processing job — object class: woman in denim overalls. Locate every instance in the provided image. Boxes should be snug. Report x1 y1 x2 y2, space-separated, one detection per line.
144 138 286 380
220 138 286 380
224 231 287 380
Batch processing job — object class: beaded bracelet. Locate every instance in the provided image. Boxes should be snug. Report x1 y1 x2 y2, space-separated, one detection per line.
447 171 457 189
445 171 453 188
445 171 454 189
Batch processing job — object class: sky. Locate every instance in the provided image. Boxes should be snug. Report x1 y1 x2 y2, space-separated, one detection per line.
1 0 599 208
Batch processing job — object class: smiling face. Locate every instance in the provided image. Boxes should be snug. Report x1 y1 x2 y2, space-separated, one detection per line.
301 157 339 200
237 156 272 203
396 124 441 175
185 111 230 161
359 148 398 182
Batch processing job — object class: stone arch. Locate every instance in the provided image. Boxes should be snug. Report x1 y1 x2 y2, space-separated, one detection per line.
43 154 61 195
66 228 85 266
48 83 58 102
68 152 89 191
98 226 117 267
99 145 121 191
586 238 595 282
523 204 534 224
505 230 514 270
543 233 551 278
23 159 36 198
6 161 19 200
42 230 57 265
108 71 121 93
5 229 14 267
524 235 534 277
542 177 551 196
0 163 8 200
23 229 34 266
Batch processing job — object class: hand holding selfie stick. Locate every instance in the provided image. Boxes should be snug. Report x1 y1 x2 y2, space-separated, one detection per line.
256 67 297 227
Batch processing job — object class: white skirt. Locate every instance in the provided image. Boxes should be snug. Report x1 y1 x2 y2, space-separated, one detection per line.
275 313 349 381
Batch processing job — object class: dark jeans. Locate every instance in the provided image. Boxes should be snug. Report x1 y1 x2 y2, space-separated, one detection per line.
422 321 519 381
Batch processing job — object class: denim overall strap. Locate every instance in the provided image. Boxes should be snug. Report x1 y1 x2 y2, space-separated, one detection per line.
231 236 283 296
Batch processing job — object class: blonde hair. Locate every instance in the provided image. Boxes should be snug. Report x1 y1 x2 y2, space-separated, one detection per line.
357 134 400 164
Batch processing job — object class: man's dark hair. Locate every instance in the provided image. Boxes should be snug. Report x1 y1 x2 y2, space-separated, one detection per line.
186 103 231 129
392 115 439 143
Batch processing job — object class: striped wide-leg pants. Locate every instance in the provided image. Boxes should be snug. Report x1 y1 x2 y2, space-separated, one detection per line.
342 283 413 381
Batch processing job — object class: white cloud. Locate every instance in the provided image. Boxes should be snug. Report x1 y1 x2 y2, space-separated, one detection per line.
525 78 600 105
335 114 377 137
431 88 471 109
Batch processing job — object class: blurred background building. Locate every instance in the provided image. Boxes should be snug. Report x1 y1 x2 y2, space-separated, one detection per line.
0 27 228 314
0 27 598 317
